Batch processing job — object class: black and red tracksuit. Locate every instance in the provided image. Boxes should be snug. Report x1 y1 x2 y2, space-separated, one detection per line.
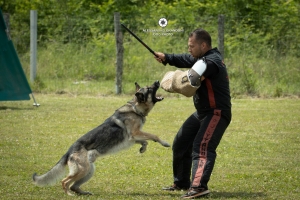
164 48 231 190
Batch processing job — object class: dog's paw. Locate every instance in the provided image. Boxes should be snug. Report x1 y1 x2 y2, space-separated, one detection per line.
139 146 147 153
67 191 75 196
139 141 148 153
78 191 93 196
70 186 93 195
162 141 170 147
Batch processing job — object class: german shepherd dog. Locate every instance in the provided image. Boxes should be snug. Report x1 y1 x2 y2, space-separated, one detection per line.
32 81 170 195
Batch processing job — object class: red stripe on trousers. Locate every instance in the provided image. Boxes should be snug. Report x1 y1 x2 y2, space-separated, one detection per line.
192 109 221 187
205 79 216 108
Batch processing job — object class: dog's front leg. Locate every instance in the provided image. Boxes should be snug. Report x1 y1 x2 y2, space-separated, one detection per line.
135 140 148 153
133 131 170 148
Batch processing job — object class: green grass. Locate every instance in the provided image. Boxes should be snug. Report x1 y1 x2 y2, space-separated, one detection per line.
0 94 299 199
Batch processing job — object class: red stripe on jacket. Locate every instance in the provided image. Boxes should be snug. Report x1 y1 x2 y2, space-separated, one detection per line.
205 79 216 108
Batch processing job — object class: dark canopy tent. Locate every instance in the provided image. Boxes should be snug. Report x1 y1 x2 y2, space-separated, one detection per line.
0 9 38 105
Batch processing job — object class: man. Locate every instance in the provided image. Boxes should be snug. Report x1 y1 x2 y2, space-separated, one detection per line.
154 28 231 199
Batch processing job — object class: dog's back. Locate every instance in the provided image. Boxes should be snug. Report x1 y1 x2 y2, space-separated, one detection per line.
75 112 135 155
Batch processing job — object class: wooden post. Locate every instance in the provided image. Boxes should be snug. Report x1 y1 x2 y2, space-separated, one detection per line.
114 12 123 94
30 10 37 82
218 14 225 59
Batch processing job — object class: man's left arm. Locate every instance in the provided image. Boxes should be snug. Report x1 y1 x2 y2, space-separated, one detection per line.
164 53 197 68
201 60 219 80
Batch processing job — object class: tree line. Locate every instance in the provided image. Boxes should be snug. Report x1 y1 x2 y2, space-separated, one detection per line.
1 0 299 57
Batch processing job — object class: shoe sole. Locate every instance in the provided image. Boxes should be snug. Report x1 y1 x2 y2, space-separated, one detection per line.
162 188 189 191
182 190 210 199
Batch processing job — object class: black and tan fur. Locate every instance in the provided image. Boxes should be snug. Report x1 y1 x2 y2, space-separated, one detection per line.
32 81 170 195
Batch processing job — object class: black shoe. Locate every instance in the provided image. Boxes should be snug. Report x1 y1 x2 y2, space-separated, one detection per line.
162 184 189 191
181 188 210 199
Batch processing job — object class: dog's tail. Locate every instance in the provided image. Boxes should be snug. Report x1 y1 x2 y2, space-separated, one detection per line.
32 152 69 187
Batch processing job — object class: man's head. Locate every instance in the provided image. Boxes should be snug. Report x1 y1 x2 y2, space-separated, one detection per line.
188 28 212 58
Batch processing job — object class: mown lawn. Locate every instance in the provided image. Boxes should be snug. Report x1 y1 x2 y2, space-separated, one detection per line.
0 94 299 200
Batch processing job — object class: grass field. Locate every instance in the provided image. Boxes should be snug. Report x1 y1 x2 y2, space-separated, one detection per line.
0 93 299 200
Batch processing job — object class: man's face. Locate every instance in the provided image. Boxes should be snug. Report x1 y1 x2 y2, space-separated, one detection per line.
188 35 204 58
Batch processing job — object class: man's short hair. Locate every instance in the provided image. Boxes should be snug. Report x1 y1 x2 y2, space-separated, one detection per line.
189 28 212 47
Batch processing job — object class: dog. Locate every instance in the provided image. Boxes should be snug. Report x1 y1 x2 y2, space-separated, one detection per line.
32 81 170 195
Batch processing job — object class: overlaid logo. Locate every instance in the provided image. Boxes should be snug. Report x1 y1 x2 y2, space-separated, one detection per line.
158 18 168 28
142 18 184 36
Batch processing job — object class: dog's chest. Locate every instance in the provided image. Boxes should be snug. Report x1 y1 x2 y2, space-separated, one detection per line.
106 139 135 154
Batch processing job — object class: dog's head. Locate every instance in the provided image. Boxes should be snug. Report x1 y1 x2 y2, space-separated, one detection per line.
135 80 164 104
133 81 164 115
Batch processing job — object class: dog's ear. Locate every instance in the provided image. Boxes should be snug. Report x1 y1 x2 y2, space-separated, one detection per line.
135 82 141 92
134 82 145 102
135 91 145 103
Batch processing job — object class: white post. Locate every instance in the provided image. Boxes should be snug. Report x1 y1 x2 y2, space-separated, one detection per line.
114 12 123 94
30 10 37 82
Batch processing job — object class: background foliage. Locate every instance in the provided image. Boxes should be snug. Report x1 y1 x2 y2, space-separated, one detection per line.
0 0 299 97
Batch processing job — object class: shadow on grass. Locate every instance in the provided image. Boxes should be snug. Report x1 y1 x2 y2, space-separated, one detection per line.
116 192 181 198
209 191 266 199
0 106 34 110
98 191 182 199
106 191 266 199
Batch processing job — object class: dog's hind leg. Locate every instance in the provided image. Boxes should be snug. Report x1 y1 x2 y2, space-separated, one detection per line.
70 150 99 195
70 163 95 195
62 175 76 196
61 149 91 195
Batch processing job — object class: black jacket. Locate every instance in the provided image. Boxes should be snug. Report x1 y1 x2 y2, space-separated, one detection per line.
165 48 231 118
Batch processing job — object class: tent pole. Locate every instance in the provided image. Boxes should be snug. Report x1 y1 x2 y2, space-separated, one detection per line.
31 93 40 107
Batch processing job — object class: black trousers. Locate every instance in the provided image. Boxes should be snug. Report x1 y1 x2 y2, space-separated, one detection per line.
172 109 231 189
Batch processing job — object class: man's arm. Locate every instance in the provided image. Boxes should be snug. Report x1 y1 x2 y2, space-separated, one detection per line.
202 60 219 80
154 52 197 68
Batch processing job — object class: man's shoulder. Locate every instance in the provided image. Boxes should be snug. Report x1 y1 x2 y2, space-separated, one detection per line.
206 48 221 56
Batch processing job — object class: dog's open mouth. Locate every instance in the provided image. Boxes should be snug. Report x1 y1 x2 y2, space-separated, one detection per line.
153 81 164 102
155 96 164 102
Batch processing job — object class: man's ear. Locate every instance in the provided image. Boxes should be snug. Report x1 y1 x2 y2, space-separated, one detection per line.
135 92 145 103
135 82 141 92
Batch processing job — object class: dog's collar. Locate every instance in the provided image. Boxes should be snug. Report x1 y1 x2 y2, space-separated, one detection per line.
132 104 145 118
130 103 146 121
126 101 146 119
